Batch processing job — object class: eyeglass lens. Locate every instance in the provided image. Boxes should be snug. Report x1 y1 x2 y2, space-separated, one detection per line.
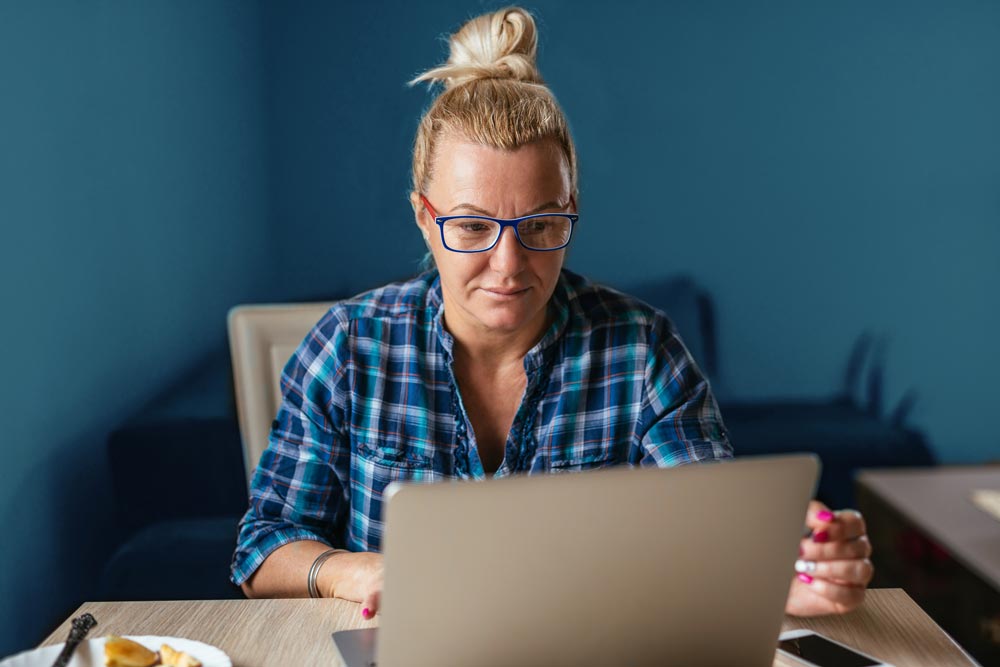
441 216 572 251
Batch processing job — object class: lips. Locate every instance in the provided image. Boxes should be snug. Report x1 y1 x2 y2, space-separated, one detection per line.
480 286 531 300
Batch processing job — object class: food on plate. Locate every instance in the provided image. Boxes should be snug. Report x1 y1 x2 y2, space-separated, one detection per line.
160 643 203 667
103 636 158 667
102 636 203 667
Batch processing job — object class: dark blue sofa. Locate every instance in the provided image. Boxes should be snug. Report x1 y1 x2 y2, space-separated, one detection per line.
98 277 934 601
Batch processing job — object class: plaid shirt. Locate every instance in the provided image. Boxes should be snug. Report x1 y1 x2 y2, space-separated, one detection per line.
231 269 732 585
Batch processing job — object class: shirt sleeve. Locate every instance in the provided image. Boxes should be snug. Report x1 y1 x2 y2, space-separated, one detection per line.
636 315 734 467
230 312 352 586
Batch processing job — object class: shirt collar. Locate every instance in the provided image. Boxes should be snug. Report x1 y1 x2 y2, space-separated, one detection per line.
427 273 454 359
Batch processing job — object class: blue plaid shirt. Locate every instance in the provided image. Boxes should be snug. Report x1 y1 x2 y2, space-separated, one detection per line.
231 269 732 585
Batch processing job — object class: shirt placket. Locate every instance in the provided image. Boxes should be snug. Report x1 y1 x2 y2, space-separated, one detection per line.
445 356 548 480
509 360 552 473
446 362 480 480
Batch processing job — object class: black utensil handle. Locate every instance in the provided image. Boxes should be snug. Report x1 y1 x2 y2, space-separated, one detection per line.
50 613 97 667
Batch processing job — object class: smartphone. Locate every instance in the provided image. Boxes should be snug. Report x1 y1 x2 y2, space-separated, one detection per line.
777 630 894 667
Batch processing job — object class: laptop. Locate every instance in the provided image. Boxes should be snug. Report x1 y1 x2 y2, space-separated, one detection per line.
332 453 819 667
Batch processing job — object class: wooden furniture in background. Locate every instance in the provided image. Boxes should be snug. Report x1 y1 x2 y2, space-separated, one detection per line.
857 465 1000 666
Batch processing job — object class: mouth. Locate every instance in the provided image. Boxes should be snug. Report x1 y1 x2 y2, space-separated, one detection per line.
481 286 530 299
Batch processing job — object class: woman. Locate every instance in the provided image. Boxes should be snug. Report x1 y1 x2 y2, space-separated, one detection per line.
232 7 872 621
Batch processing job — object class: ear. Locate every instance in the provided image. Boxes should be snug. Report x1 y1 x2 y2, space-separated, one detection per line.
410 192 431 243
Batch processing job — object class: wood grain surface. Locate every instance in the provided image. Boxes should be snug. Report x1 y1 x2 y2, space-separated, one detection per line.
41 589 976 666
776 589 978 666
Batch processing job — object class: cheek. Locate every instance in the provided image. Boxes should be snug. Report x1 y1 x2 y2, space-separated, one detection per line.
435 249 488 289
532 252 565 283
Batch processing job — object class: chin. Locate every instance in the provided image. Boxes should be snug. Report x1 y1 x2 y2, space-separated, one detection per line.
474 303 539 333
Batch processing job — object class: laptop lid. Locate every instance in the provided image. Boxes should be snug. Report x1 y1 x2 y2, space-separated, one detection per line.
370 453 818 667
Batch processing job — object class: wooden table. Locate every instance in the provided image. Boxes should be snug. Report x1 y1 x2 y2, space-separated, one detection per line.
41 589 977 666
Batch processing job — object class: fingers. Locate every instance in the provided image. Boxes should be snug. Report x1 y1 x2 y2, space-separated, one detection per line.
797 504 874 605
819 510 866 542
793 573 867 613
795 558 874 587
801 534 872 562
789 509 871 617
805 500 831 529
806 504 867 543
360 589 381 620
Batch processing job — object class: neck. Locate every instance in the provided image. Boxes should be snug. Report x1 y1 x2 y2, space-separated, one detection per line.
444 304 551 370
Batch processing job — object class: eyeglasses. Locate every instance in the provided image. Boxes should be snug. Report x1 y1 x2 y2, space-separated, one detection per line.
420 195 578 253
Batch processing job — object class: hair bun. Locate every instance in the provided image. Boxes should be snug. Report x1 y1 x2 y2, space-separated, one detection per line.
411 7 543 89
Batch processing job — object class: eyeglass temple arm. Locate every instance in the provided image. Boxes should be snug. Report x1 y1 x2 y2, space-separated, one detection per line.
419 194 439 220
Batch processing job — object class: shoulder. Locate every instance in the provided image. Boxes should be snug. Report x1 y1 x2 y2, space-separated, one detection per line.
306 271 437 343
559 269 669 338
323 272 436 327
293 272 438 371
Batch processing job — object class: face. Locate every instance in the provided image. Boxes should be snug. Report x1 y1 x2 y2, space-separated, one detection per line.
412 135 575 342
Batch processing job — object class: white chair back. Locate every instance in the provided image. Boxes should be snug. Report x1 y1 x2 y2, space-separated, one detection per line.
227 303 334 485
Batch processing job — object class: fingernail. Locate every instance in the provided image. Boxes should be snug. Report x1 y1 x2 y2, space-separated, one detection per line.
813 530 830 543
797 573 814 584
362 608 371 619
794 559 817 574
817 510 835 522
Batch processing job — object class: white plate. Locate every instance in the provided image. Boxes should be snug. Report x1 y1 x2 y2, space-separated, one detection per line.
0 635 231 667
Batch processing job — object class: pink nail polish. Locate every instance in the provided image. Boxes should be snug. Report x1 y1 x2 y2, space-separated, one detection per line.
817 510 834 522
798 573 814 584
813 530 830 543
362 608 371 619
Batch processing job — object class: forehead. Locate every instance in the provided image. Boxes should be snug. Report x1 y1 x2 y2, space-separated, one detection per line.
428 135 571 209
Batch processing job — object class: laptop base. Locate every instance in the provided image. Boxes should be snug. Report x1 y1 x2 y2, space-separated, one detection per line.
332 628 378 667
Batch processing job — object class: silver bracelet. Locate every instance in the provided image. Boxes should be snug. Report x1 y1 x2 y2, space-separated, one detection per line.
307 548 346 598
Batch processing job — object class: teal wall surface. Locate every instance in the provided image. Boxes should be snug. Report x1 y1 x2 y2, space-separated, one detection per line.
268 0 1000 465
1 0 998 657
0 1 271 656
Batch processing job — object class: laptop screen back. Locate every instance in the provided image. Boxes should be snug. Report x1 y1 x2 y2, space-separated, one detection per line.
376 454 819 667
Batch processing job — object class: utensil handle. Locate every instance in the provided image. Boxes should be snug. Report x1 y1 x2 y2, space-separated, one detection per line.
50 613 97 667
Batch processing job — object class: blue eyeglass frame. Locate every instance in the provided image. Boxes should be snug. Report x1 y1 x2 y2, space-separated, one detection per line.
420 194 578 253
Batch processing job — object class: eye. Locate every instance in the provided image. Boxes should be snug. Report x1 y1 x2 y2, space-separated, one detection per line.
521 219 550 233
459 221 492 233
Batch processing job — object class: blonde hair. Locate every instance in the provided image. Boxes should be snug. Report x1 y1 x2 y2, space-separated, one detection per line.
409 7 578 201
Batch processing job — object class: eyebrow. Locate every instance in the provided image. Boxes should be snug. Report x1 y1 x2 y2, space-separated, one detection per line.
448 201 568 217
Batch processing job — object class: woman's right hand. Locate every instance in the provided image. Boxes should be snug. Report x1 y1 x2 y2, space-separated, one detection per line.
322 551 384 618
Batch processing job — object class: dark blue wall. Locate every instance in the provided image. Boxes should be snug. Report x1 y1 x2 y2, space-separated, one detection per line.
267 0 1000 464
1 0 998 657
0 1 271 656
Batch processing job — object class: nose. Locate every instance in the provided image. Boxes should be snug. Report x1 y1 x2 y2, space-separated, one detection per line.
488 226 527 275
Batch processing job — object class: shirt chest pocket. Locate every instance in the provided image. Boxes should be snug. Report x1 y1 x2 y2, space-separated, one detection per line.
347 443 443 551
352 443 438 503
549 450 620 473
